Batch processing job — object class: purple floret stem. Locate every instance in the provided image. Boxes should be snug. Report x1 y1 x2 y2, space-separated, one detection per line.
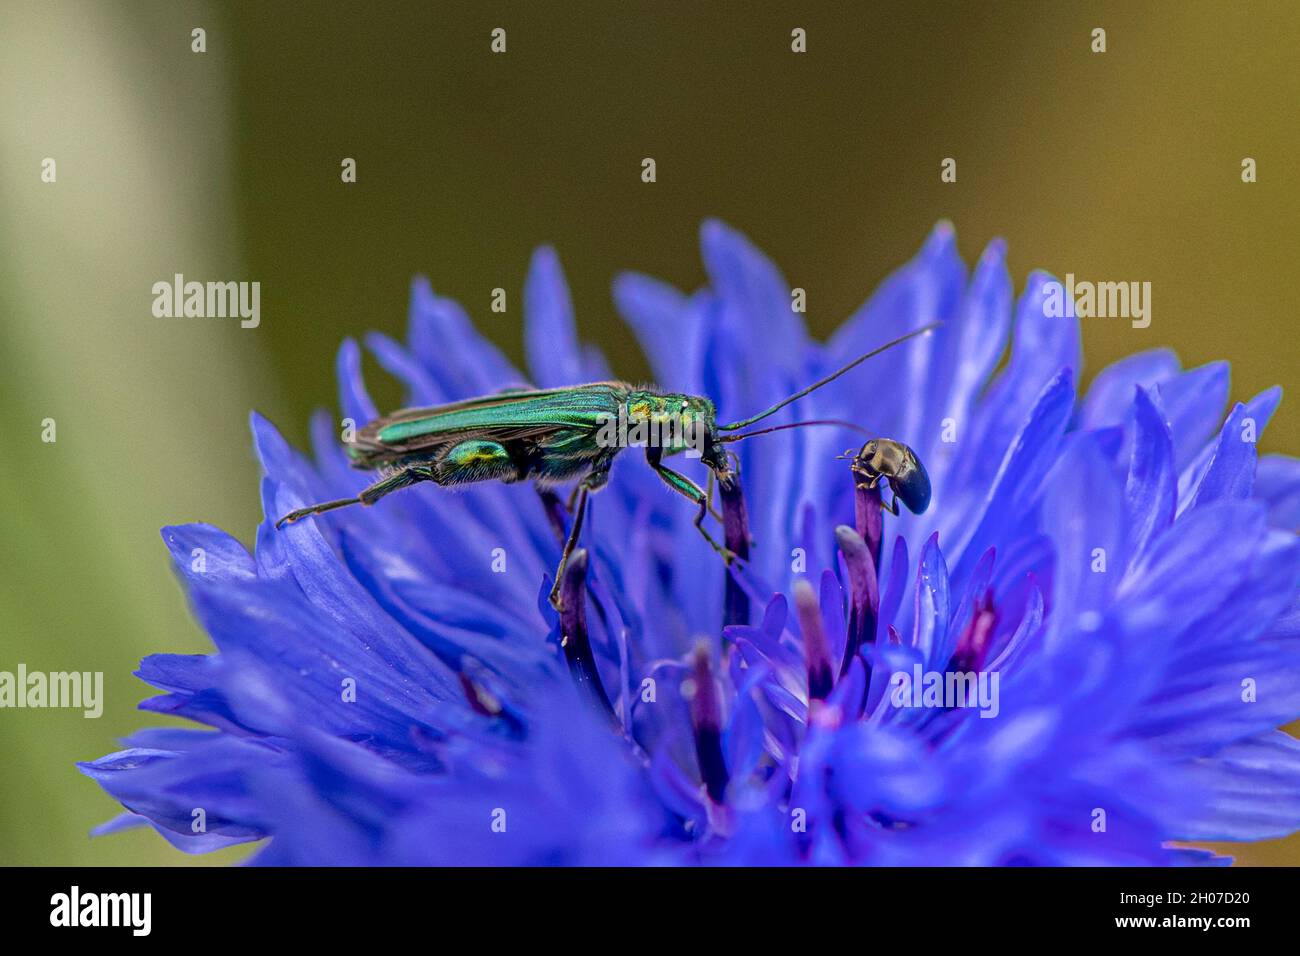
719 472 751 627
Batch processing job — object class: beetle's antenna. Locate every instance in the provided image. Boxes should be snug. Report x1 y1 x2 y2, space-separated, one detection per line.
718 322 940 431
718 419 872 443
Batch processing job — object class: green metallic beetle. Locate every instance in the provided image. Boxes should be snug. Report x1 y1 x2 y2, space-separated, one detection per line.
276 324 937 609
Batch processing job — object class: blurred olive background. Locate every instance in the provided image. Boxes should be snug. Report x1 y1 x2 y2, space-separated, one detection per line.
1 0 1296 866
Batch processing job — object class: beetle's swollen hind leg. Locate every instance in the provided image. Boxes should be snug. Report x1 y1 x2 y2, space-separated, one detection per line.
275 467 427 529
432 439 520 485
646 449 738 565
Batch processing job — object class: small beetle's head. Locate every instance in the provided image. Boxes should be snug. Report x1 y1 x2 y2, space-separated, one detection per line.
843 438 931 515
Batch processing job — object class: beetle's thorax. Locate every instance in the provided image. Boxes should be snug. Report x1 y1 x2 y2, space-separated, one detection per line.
869 440 910 476
618 390 718 461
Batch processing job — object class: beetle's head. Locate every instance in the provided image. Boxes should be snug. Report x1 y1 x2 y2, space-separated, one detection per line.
676 395 725 471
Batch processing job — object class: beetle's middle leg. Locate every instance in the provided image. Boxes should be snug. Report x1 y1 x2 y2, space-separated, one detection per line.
548 463 612 612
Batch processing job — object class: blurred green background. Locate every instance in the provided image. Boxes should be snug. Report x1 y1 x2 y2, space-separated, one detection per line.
1 0 1296 865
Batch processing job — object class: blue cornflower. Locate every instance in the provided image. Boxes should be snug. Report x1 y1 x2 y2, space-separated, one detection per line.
82 222 1300 865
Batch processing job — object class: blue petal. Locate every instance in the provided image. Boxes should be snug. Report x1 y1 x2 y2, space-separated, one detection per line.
828 222 965 442
723 657 770 782
1118 501 1266 640
1187 402 1257 509
912 533 949 667
1139 639 1300 757
950 272 1079 498
1183 388 1281 512
1123 387 1177 563
407 277 521 396
335 338 379 426
948 368 1075 583
187 577 458 743
875 535 911 644
612 271 693 388
1168 732 1300 841
161 523 256 585
700 219 806 378
1257 454 1300 530
79 739 271 849
365 331 442 405
524 246 582 388
1171 528 1300 655
1156 361 1228 471
250 411 317 492
1079 348 1179 430
1040 432 1127 648
135 653 214 694
925 239 1012 461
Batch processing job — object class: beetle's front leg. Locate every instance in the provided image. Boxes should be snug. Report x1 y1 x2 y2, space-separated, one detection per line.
704 469 725 525
693 501 738 564
852 467 899 514
850 461 880 488
646 449 738 564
